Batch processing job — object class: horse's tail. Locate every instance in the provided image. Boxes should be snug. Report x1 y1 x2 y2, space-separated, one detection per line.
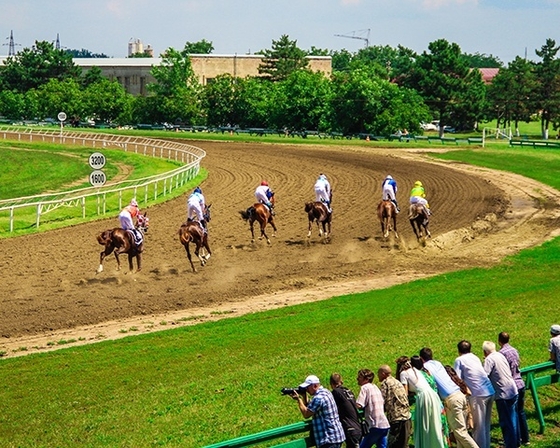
97 229 114 246
178 225 193 245
239 207 254 221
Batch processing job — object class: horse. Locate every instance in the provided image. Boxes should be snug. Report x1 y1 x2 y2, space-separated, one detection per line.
305 201 332 243
96 212 149 273
239 192 277 244
178 205 212 272
409 203 431 240
377 199 398 239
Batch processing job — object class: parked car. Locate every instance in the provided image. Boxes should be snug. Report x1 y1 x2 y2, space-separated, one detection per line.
420 120 439 131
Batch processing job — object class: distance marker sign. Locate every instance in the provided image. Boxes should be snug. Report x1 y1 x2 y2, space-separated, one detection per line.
88 152 106 170
89 170 107 187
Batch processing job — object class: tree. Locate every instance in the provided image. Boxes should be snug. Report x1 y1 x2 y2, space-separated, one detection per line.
128 51 153 58
81 66 105 88
83 78 133 125
183 39 214 54
202 74 238 126
0 41 81 93
147 47 202 124
258 35 309 82
34 78 84 120
66 49 109 58
461 52 503 68
534 39 560 139
487 57 536 135
403 39 486 134
331 49 354 73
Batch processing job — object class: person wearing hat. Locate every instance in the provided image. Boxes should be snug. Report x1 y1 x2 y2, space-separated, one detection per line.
291 374 345 448
409 180 431 219
187 186 208 232
382 175 399 213
549 324 560 373
255 180 275 215
118 198 142 245
314 174 332 213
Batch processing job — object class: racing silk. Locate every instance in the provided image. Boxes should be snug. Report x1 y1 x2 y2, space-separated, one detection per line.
187 192 206 222
119 205 139 231
410 185 425 198
255 185 272 204
382 178 398 201
314 178 331 203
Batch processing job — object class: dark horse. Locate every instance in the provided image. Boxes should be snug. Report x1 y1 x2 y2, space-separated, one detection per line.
178 205 212 272
239 192 277 244
409 203 431 240
305 201 332 243
96 213 149 273
377 199 398 239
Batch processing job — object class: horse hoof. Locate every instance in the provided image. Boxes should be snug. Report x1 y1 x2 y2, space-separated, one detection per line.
205 254 211 260
96 265 104 273
266 239 271 245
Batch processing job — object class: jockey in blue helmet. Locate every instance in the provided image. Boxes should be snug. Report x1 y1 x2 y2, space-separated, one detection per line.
187 186 207 231
314 173 332 212
382 175 399 212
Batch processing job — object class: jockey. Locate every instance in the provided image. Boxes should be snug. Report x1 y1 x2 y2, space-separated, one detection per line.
187 186 207 232
119 198 142 245
382 174 399 212
255 180 274 215
409 180 431 216
314 173 331 212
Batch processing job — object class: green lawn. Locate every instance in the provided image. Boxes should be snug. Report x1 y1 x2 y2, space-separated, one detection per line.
0 136 558 447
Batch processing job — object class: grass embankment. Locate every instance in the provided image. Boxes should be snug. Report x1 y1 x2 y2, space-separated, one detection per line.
0 140 206 236
0 141 558 447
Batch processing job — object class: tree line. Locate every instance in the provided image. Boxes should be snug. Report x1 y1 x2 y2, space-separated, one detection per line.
0 36 559 138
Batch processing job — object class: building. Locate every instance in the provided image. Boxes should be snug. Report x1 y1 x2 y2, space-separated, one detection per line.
72 54 331 95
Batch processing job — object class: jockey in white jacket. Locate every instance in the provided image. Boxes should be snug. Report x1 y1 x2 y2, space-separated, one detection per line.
382 175 399 212
255 181 274 214
314 173 332 212
187 186 207 230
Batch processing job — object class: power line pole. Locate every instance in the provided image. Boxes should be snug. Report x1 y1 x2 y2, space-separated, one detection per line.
4 30 21 56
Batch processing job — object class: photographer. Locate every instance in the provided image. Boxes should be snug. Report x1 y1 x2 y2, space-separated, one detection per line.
290 375 346 448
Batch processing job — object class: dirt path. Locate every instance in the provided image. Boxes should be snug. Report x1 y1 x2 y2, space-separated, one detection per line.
1 141 559 358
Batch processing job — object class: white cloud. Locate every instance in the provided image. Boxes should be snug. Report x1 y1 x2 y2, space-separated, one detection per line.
421 0 478 8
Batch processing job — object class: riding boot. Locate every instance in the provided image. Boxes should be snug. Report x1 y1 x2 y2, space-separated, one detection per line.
392 200 400 213
200 219 208 234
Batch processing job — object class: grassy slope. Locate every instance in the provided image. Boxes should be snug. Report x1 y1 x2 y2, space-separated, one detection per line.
0 141 559 446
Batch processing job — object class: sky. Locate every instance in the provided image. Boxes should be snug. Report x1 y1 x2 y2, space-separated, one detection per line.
1 0 559 64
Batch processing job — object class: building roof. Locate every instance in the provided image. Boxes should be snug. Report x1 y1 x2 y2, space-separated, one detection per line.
479 68 500 84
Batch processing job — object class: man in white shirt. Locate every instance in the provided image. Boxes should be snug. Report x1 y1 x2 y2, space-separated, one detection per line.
483 341 519 448
454 340 495 448
420 347 478 448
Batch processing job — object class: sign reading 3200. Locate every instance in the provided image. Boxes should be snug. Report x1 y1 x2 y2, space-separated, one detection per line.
88 152 106 170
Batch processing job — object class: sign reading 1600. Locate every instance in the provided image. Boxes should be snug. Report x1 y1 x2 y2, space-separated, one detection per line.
89 170 107 187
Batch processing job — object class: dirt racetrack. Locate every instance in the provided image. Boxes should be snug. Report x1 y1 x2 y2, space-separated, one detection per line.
1 141 560 357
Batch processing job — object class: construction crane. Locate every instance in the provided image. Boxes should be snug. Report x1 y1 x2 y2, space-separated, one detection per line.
334 29 370 48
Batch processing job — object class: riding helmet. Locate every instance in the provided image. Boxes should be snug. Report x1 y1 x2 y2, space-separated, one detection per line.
414 180 423 187
130 198 138 207
319 174 327 181
386 175 393 180
261 180 269 186
194 186 202 194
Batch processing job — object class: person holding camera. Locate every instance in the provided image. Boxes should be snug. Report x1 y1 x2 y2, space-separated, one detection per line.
291 374 346 448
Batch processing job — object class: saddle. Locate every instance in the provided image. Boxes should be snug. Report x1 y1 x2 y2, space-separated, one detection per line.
128 229 144 247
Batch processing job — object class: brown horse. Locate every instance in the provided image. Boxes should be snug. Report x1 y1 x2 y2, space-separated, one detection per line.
377 200 398 239
178 221 212 272
96 213 149 273
305 201 332 243
239 192 277 244
409 203 431 240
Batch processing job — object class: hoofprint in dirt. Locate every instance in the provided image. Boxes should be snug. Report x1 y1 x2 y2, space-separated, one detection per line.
1 142 559 358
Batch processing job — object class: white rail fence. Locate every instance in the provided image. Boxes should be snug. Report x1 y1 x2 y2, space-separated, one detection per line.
0 128 206 233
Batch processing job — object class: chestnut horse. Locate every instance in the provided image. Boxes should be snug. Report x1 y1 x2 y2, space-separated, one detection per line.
178 205 212 272
377 200 398 239
239 192 277 244
96 212 149 273
409 203 431 240
305 201 332 243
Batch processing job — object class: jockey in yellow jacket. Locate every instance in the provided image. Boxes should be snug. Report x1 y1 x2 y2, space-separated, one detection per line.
409 181 431 215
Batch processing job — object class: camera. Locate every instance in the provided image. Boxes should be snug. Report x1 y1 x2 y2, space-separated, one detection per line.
281 386 306 396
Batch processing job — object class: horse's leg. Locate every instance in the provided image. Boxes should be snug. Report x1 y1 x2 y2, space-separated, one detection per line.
97 245 113 273
260 220 271 244
317 219 322 237
203 235 212 260
383 216 389 238
410 220 420 240
393 214 399 239
194 242 206 266
307 218 313 238
184 243 196 272
325 221 331 242
269 217 277 237
249 219 256 243
127 253 135 272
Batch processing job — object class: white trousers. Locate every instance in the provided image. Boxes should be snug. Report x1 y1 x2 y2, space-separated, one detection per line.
468 395 494 448
188 202 204 221
410 196 428 206
118 211 134 230
315 185 330 203
383 186 396 201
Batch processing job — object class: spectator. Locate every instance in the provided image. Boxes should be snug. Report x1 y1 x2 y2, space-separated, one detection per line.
498 332 530 445
482 341 519 448
377 364 411 448
396 356 445 448
454 340 495 448
549 324 560 373
292 375 346 448
420 347 479 448
330 373 363 448
356 369 390 448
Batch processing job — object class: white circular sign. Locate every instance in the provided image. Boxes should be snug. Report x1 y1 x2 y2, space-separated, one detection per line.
89 152 106 170
57 112 67 122
89 170 106 187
